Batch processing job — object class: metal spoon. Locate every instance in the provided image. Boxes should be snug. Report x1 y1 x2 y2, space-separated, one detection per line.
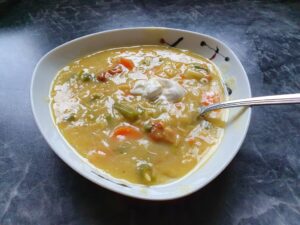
199 93 300 115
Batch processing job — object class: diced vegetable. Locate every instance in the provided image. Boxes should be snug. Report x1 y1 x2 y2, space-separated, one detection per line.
143 122 153 132
137 163 154 184
114 102 139 121
183 63 211 80
108 65 123 75
146 121 176 144
96 65 123 82
111 125 143 140
118 84 130 91
69 73 79 81
81 73 92 82
201 92 220 106
63 113 76 122
78 70 84 76
137 106 145 114
120 58 135 70
97 72 109 82
148 121 165 142
191 63 209 72
90 94 102 101
141 56 152 66
185 69 206 80
105 114 114 126
187 137 196 145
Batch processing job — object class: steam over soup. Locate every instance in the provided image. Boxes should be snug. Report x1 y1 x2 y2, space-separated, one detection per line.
50 45 227 185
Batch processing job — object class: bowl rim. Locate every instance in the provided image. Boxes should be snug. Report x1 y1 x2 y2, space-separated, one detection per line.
30 27 252 200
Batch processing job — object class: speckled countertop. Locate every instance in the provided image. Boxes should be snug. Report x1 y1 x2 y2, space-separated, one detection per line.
0 0 299 224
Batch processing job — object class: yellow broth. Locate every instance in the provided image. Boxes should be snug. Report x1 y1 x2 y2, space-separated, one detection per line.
50 45 227 185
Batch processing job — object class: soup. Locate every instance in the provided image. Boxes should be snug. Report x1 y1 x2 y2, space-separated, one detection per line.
50 45 227 185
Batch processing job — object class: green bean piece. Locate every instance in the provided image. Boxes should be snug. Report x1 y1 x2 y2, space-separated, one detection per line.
137 164 154 184
91 94 102 101
81 72 92 82
114 102 139 121
105 114 114 126
63 113 76 122
191 63 209 73
144 122 153 132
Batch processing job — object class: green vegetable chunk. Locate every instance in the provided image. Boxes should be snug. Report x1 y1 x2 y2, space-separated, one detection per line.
81 72 92 82
143 122 153 132
91 94 102 101
63 113 76 122
106 114 112 122
105 114 115 126
191 63 209 72
185 69 206 80
137 163 154 184
114 102 139 121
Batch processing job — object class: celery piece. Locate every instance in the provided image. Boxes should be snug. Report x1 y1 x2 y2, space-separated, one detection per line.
114 102 139 121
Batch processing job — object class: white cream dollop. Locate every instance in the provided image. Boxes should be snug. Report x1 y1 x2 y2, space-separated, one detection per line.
130 78 185 103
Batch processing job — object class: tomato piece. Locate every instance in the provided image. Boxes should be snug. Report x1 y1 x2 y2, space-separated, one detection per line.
120 58 135 70
108 65 123 75
147 122 176 144
111 125 142 141
96 72 109 82
97 64 123 82
148 121 165 142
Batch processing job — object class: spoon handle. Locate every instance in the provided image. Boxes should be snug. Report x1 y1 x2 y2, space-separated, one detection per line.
200 93 300 114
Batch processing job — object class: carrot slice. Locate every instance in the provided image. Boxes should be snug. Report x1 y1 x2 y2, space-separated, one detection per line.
111 125 142 141
120 58 135 70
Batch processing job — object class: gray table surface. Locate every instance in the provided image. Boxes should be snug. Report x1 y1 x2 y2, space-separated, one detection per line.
1 0 299 224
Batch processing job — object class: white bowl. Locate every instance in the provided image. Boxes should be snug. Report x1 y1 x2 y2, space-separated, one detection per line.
31 27 251 200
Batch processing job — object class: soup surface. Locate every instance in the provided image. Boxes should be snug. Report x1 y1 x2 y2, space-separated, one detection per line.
50 45 227 185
